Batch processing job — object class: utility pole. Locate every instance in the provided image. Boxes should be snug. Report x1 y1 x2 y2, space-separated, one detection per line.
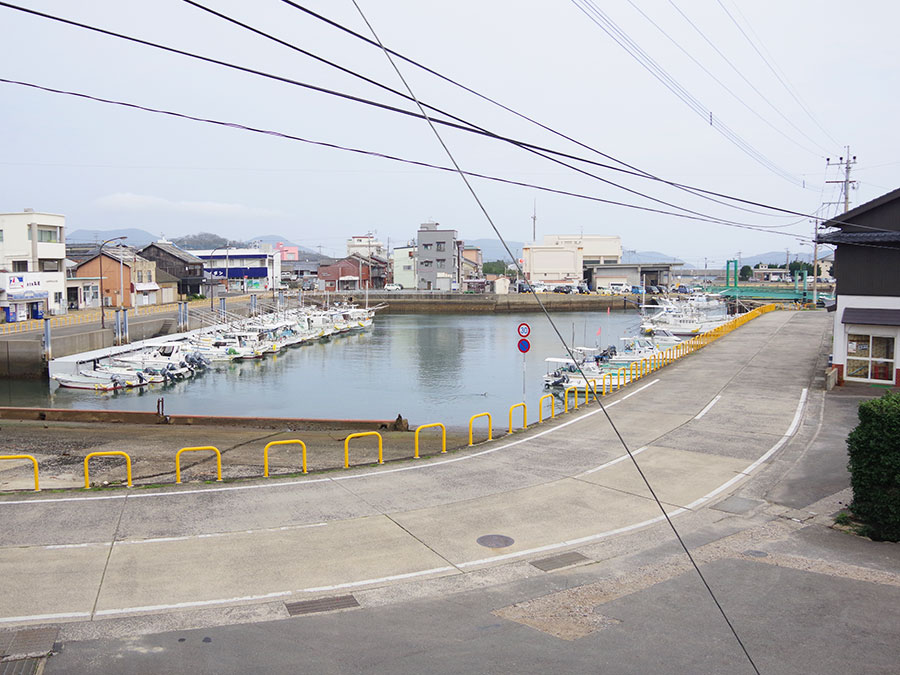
826 147 857 214
531 199 537 243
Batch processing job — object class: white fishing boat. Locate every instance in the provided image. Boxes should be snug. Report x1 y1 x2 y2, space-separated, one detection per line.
640 297 734 336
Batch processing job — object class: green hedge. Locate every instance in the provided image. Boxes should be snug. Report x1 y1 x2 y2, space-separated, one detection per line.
847 391 900 541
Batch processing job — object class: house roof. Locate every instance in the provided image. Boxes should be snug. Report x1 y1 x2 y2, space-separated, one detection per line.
817 231 900 245
842 307 900 326
824 186 900 229
75 249 149 268
140 241 203 264
155 268 180 284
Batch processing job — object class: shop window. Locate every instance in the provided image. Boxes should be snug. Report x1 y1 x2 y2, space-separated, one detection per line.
847 333 895 381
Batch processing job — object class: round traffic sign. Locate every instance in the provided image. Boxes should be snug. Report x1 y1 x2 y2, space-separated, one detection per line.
517 338 531 354
517 322 531 338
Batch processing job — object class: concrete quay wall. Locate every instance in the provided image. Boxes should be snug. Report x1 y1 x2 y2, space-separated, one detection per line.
0 318 177 378
307 292 631 313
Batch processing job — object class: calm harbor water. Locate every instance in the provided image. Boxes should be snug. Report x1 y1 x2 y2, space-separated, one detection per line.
2 310 643 428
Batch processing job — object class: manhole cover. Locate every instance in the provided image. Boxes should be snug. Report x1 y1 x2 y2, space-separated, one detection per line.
476 534 515 548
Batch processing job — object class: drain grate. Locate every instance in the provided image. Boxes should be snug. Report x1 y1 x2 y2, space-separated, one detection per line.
530 551 590 572
1 658 41 675
0 627 58 661
285 595 360 616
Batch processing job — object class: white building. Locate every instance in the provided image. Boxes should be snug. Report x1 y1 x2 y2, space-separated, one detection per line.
522 235 621 286
347 235 385 259
0 210 67 321
391 243 416 289
192 247 281 292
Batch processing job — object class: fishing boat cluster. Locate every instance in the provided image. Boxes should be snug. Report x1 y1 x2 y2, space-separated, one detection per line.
52 303 378 391
543 294 740 393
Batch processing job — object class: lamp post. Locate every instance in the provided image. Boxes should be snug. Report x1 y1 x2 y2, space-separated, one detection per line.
99 236 127 328
208 246 232 310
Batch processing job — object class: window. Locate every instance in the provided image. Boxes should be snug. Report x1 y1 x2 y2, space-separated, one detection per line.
12 260 27 272
402 265 412 271
436 241 446 252
38 228 58 243
847 333 895 381
147 271 152 282
437 259 446 268
422 243 433 251
39 260 59 272
137 270 143 283
0 229 3 242
421 260 433 268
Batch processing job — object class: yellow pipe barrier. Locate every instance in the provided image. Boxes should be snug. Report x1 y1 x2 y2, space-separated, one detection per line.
539 393 555 422
344 431 383 468
468 412 493 446
0 454 40 491
585 379 598 403
603 372 614 395
629 361 639 382
263 439 307 476
84 451 133 489
509 402 527 432
175 446 223 483
414 423 446 459
563 386 579 413
617 366 627 388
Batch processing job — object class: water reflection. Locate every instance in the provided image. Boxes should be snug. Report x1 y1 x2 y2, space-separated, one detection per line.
5 311 642 425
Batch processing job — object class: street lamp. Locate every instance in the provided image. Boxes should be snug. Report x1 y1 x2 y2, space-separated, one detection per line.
99 236 127 328
208 246 232 310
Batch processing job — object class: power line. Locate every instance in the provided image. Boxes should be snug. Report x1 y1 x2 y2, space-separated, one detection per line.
0 76 810 240
666 0 834 156
2 0 816 224
1 72 886 241
623 0 823 157
0 0 795 225
175 0 798 227
349 2 761 672
715 0 841 147
571 0 810 189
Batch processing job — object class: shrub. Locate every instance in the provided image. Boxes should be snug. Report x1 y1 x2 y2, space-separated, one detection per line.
847 391 900 541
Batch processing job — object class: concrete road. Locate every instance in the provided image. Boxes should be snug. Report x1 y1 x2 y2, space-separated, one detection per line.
5 309 896 673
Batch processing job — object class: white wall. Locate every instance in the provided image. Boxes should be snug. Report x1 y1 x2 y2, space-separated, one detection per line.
833 294 900 377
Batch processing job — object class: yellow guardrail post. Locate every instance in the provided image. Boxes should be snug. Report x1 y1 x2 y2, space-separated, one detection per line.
0 454 40 491
585 379 598 403
539 393 555 422
617 366 627 388
602 372 612 395
508 402 527 432
344 431 383 468
263 439 307 476
84 451 133 489
563 386 578 413
468 412 493 446
414 423 446 459
175 446 223 483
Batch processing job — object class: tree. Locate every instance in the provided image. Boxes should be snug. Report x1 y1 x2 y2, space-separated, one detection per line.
788 260 814 275
482 260 509 275
739 265 753 281
847 392 900 541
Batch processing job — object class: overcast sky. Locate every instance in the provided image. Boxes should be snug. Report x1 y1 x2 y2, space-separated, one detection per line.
1 0 897 264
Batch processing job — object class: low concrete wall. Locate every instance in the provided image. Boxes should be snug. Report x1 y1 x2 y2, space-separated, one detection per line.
0 341 45 377
306 292 632 314
0 406 396 431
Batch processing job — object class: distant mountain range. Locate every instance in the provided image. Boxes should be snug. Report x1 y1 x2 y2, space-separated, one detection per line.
65 228 324 257
741 251 814 267
67 228 159 246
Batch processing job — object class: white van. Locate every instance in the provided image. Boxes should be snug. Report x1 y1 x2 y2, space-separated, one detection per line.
608 282 629 294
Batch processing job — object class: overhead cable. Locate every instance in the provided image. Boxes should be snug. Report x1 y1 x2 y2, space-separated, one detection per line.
348 3 761 673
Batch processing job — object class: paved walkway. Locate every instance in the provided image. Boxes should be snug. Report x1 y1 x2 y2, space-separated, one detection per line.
0 309 830 633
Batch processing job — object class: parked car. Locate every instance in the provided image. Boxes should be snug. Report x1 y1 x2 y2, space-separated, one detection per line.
576 283 591 294
646 286 660 294
384 283 402 291
676 285 692 294
553 285 575 294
